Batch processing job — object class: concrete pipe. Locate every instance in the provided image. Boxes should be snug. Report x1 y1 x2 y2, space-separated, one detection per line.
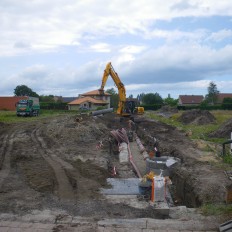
91 108 114 116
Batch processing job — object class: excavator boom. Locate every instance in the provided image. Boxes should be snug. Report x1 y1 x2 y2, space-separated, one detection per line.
99 62 126 115
99 62 144 116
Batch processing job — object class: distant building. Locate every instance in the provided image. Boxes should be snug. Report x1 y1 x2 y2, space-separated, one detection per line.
61 97 77 103
178 95 204 106
0 96 29 111
216 93 232 103
68 90 111 110
53 96 63 102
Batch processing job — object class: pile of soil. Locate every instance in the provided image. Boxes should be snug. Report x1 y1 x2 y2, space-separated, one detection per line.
209 118 232 138
157 106 178 118
179 109 216 125
159 105 178 113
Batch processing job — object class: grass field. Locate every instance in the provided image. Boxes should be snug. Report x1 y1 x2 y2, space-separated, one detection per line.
147 110 232 143
0 110 77 123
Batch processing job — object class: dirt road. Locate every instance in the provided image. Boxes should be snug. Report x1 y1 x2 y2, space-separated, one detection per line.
0 113 230 222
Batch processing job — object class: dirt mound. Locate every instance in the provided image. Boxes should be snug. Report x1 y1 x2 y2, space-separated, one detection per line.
209 118 232 138
160 105 178 113
179 110 216 125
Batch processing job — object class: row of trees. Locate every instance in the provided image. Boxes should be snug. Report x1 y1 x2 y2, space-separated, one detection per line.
14 82 232 110
14 85 61 103
106 88 178 109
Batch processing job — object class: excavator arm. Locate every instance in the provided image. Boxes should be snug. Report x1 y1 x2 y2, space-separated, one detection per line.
99 62 126 115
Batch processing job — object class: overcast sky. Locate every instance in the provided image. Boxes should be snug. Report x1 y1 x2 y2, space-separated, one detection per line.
1 0 232 99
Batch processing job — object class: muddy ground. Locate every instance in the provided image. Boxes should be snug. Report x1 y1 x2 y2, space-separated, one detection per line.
0 113 231 221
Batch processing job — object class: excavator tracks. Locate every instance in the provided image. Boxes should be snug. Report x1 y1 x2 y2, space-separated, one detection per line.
31 128 76 201
0 133 14 188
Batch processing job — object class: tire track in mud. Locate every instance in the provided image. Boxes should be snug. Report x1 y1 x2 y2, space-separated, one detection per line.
0 134 14 188
31 129 76 201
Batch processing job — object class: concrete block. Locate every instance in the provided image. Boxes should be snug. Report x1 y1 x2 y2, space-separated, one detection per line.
142 229 155 232
71 216 94 225
152 230 167 232
153 202 170 216
6 221 21 228
0 228 10 232
165 230 179 232
114 228 142 232
98 218 146 228
6 228 24 232
147 219 187 230
72 225 96 232
0 221 10 227
32 222 55 229
18 222 33 228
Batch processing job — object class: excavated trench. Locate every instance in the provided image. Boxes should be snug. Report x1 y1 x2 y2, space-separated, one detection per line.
170 169 201 207
0 113 229 221
102 116 202 209
134 119 214 209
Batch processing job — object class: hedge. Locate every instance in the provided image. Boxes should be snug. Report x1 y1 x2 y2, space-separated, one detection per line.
141 104 162 111
40 102 68 110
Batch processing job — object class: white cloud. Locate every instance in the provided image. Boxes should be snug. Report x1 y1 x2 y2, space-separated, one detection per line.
1 0 232 98
145 29 207 43
119 45 147 54
1 0 232 56
207 29 232 42
116 43 232 85
90 43 111 53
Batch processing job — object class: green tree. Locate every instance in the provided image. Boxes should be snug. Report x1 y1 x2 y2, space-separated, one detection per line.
222 97 232 110
14 85 39 97
105 88 119 109
39 95 55 102
205 81 219 105
137 93 145 103
164 96 178 106
142 93 163 105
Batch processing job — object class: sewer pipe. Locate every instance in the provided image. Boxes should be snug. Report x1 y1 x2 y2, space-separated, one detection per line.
91 108 113 116
135 134 149 160
110 128 142 178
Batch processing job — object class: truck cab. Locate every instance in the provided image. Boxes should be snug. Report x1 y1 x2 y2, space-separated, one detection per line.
16 98 40 117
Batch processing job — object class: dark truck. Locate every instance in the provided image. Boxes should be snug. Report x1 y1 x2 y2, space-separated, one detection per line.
16 97 40 116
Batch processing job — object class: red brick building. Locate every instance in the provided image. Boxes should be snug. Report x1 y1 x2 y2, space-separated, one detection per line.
0 96 28 111
178 95 204 106
217 93 232 103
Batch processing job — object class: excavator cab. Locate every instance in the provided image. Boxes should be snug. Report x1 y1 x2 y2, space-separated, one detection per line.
125 99 144 115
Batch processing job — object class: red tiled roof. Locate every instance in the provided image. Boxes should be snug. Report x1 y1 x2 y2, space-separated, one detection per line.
179 95 204 104
68 96 107 105
0 96 28 111
82 89 111 96
217 93 232 103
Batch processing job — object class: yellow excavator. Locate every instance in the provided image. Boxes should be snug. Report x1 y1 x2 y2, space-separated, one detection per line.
99 62 144 117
